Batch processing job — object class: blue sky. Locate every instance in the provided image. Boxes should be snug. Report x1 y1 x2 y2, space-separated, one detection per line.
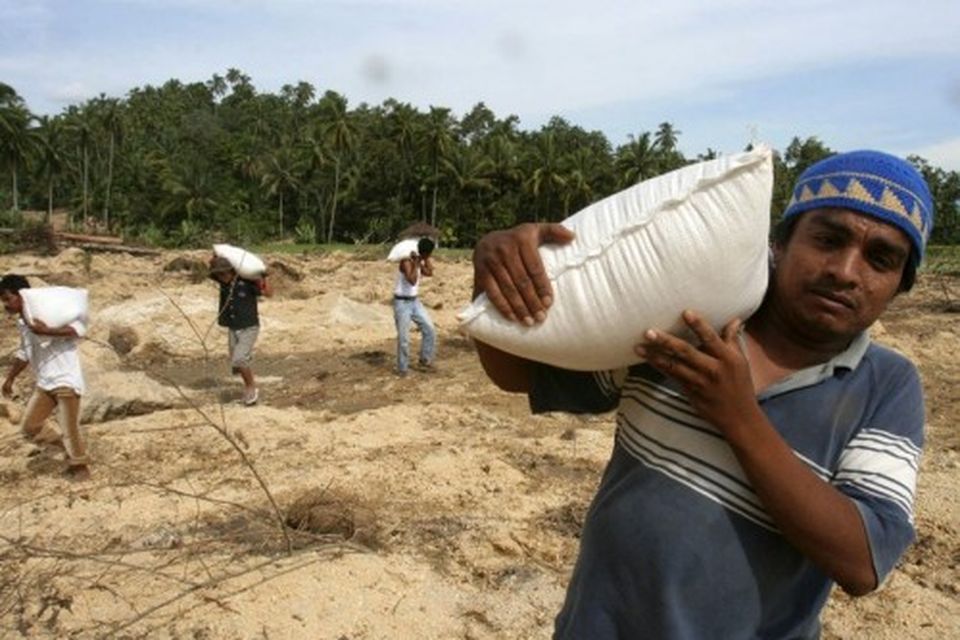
2 0 959 170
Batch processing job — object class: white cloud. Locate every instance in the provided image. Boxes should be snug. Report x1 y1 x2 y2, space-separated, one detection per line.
49 80 97 106
3 0 959 159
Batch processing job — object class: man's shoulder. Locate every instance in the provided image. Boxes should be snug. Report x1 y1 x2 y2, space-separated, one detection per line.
856 341 923 401
862 341 918 373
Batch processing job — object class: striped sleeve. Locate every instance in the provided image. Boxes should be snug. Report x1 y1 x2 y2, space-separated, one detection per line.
834 357 924 582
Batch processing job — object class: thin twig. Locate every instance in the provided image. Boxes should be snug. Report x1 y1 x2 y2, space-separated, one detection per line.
150 288 293 555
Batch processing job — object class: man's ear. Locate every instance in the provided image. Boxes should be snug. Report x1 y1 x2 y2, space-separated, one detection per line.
770 242 784 270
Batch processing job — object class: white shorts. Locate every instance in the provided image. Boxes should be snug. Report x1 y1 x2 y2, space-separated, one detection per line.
228 326 259 368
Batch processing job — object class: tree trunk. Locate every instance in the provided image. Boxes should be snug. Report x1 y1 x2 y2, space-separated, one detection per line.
430 156 439 227
279 192 285 238
46 179 53 222
315 191 326 244
82 144 89 227
11 163 18 213
103 132 115 230
327 157 340 244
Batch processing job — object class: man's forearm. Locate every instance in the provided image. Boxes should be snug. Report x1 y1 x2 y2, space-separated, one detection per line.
31 324 79 338
726 407 877 595
5 359 28 385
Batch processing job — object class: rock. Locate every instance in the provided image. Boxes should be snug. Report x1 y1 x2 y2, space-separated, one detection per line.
81 370 181 423
163 255 209 282
108 325 140 356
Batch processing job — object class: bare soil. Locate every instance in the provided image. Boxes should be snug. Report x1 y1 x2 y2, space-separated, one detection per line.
0 247 956 639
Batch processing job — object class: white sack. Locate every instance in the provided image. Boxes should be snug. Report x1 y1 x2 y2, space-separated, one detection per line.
458 146 774 371
386 238 421 262
21 286 89 329
213 244 266 279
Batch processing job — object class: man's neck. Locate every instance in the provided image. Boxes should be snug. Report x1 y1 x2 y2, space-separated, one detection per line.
744 303 856 392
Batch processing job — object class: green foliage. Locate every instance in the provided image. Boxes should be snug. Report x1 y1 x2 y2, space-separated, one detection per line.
923 245 960 276
439 225 458 247
134 223 169 248
1 74 957 252
0 212 56 253
0 207 20 228
171 219 208 248
134 219 209 248
294 219 316 244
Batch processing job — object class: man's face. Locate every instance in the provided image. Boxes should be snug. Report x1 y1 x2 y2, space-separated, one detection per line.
0 290 22 314
771 208 911 343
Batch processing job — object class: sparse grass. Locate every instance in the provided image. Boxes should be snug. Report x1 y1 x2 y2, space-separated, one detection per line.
923 245 960 276
251 241 473 261
251 241 363 255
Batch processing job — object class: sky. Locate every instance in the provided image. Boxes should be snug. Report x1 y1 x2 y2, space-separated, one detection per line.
2 0 959 170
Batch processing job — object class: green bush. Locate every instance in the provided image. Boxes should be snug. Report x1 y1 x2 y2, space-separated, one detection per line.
294 220 317 245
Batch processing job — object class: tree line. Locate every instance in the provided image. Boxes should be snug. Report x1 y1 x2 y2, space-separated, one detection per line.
1 70 958 249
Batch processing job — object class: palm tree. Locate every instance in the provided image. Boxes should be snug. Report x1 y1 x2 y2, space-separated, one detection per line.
443 146 492 199
0 83 17 104
422 106 456 226
260 145 301 238
697 148 719 161
524 132 566 222
65 109 94 227
158 160 219 225
654 122 681 153
614 132 658 188
98 97 124 230
0 90 34 213
317 91 357 243
654 122 686 172
442 145 493 240
33 116 67 221
385 100 420 202
562 147 598 216
207 73 228 103
484 122 522 198
298 133 328 242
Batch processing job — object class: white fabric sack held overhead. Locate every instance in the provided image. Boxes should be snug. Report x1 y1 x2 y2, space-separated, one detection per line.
458 146 774 371
21 287 89 329
387 238 422 262
213 244 266 279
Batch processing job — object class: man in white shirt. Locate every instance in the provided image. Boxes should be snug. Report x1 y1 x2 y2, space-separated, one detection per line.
393 237 437 376
1 275 90 480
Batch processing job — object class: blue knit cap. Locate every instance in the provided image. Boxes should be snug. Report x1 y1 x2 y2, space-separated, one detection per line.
782 150 934 265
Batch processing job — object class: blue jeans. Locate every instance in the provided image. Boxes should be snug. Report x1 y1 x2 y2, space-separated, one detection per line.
393 298 436 373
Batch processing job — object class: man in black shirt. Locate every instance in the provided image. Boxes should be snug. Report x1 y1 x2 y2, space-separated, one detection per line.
210 256 272 405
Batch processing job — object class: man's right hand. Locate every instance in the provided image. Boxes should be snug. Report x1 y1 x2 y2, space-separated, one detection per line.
472 222 575 325
2 380 14 398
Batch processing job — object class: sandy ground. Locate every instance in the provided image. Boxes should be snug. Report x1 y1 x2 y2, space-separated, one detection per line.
0 246 956 639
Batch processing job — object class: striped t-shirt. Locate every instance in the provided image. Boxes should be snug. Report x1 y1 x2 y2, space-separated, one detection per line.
530 331 923 640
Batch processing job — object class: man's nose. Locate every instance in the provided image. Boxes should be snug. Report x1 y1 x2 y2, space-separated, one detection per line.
826 249 863 286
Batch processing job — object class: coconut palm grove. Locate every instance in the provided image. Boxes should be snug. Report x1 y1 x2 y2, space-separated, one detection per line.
1 71 958 249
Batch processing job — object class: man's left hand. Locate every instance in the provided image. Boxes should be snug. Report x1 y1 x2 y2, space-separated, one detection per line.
635 310 758 435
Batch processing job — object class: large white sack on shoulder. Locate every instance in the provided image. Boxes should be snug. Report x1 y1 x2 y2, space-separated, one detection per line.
387 238 421 262
458 146 773 371
21 287 89 329
213 244 266 279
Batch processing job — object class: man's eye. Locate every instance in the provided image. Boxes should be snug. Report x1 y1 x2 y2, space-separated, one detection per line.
870 254 899 271
813 234 842 247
